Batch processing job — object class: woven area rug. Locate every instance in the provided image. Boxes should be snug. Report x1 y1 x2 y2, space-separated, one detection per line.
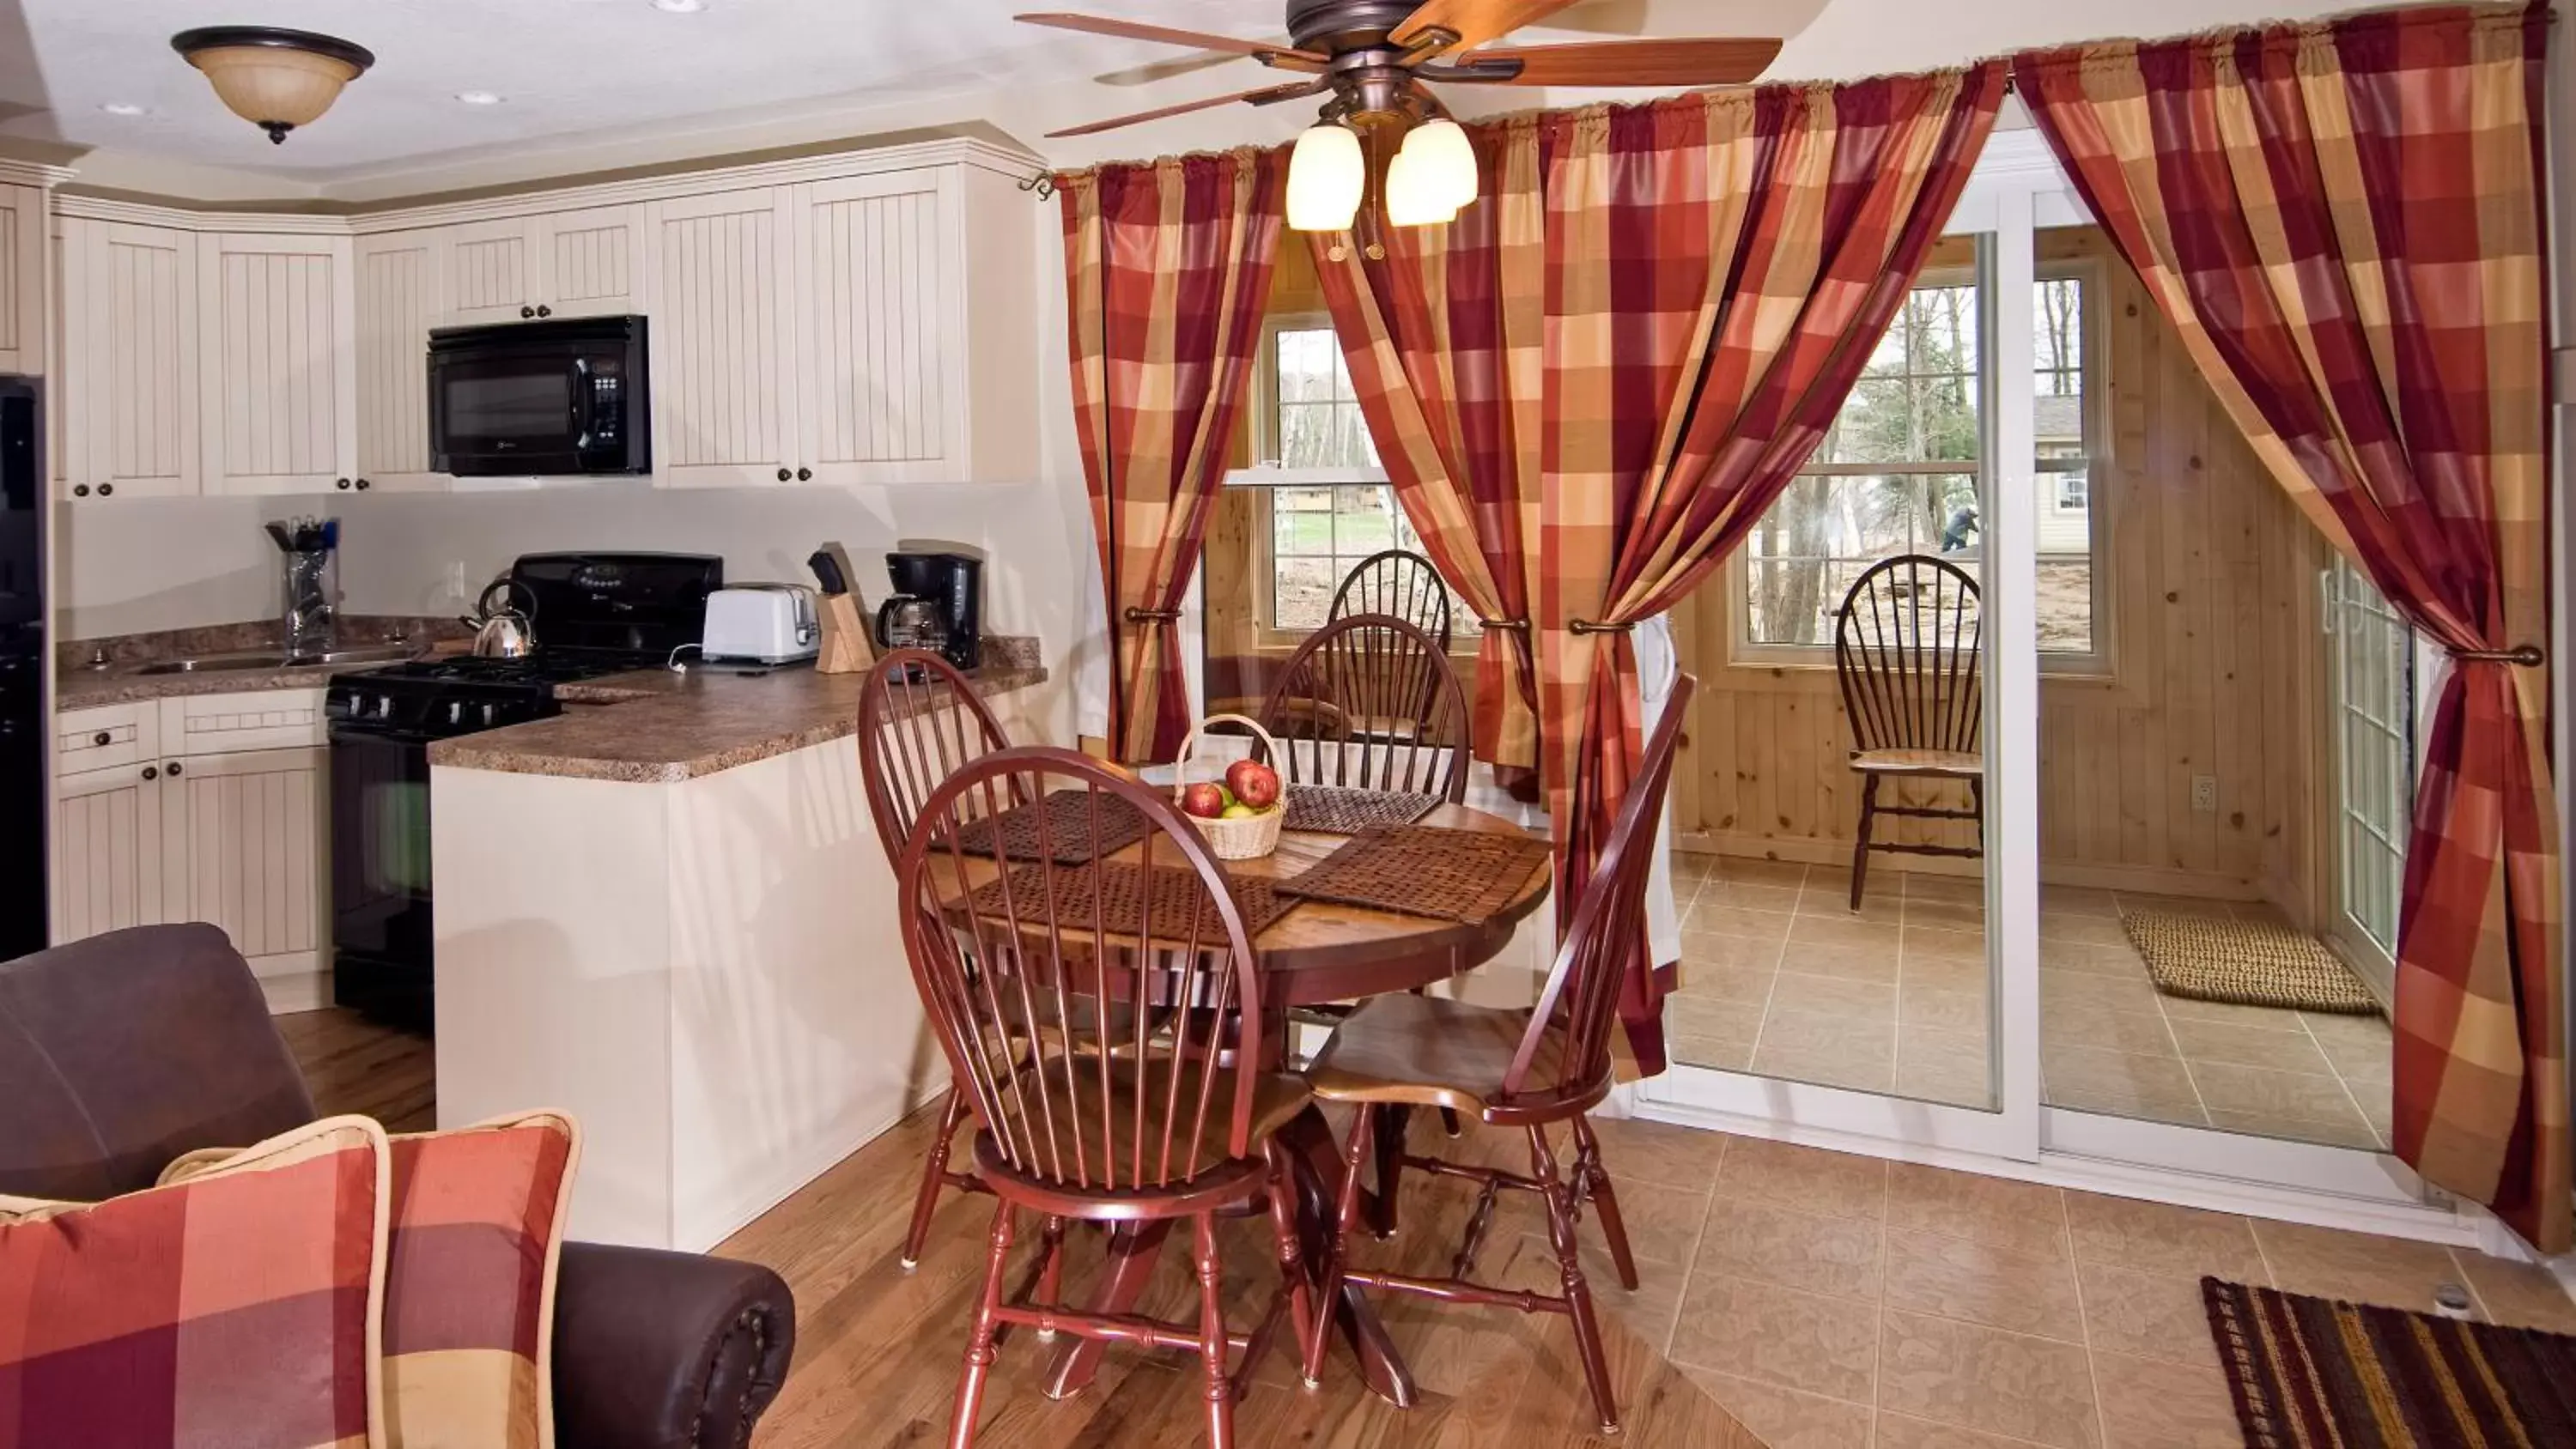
2204 1276 2576 1446
2123 909 2381 1015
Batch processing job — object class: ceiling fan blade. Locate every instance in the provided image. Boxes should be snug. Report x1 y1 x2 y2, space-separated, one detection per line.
1455 36 1783 86
1017 13 1328 64
1390 0 1584 55
1044 80 1327 138
1097 36 1297 88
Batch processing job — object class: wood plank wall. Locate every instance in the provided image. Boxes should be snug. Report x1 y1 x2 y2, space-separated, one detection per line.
1674 228 2330 918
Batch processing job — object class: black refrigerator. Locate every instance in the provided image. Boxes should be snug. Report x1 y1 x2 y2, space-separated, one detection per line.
0 378 42 960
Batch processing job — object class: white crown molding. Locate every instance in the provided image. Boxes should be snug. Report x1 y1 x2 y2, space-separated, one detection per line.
51 194 352 233
0 158 80 189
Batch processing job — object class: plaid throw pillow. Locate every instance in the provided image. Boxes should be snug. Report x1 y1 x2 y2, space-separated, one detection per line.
0 1115 392 1449
166 1111 580 1449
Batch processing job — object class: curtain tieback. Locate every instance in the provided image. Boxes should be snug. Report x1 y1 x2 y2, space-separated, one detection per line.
2451 643 2545 667
1122 607 1182 624
1479 617 1532 633
1567 618 1633 636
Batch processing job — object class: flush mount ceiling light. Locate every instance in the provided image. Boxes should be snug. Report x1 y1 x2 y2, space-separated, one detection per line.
454 90 504 105
100 102 149 116
652 0 707 11
170 26 375 144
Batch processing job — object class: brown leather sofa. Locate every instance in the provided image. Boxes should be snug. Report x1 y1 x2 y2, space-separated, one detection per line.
0 924 797 1449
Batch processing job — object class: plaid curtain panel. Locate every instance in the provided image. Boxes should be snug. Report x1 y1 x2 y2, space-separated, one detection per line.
1059 149 1285 763
1308 124 1546 772
1531 70 2003 1071
0 1116 390 1449
2016 2 2566 1252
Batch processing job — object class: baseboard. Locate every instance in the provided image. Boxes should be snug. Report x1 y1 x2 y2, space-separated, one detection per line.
1674 830 2263 900
257 971 329 1014
673 1065 951 1254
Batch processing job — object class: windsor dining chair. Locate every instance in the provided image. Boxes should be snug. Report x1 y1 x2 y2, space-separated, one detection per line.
1327 548 1452 656
1256 612 1470 803
1832 554 1985 909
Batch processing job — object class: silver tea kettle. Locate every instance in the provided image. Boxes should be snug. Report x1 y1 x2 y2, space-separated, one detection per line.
461 578 537 659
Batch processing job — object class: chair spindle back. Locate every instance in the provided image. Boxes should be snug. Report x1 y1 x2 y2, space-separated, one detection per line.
1832 555 1983 757
1328 549 1452 657
1256 612 1469 802
856 648 1017 865
897 747 1267 1191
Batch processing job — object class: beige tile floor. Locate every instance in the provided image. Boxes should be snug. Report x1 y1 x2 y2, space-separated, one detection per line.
1662 853 2397 1152
1534 1115 2576 1449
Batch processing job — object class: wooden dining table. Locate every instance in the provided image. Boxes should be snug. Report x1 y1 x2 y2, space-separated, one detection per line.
944 799 1554 1409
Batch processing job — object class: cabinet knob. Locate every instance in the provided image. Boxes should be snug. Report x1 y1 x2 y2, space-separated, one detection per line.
96 483 112 497
141 766 156 781
93 731 111 747
355 477 372 491
776 467 792 482
520 305 536 318
165 761 182 777
537 305 553 318
336 477 352 490
796 466 811 482
71 483 89 498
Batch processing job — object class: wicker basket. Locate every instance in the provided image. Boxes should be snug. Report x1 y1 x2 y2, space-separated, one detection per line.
1171 713 1285 860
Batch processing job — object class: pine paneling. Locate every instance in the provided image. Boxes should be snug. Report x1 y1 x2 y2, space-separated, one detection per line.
800 178 945 471
203 236 353 492
1679 228 2330 907
654 189 793 486
354 233 439 484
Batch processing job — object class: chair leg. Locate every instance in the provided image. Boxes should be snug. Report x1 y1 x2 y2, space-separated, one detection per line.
1571 1114 1640 1293
1261 1140 1319 1387
1194 1212 1236 1449
1531 1125 1619 1435
1366 1104 1410 1240
1303 1105 1375 1387
1031 1215 1067 1341
1850 775 1880 912
1440 1107 1463 1138
947 1200 1016 1449
905 1088 970 1269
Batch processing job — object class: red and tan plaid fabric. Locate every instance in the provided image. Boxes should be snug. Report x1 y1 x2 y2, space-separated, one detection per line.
166 1112 581 1449
1309 130 1545 772
1528 72 2003 1070
0 1116 390 1449
2016 2 2566 1252
1059 149 1285 763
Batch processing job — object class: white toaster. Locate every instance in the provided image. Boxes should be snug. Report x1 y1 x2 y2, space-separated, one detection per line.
701 585 820 665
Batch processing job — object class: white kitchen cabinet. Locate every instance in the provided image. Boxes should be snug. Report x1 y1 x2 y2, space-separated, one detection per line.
0 184 43 375
199 232 358 495
442 206 643 325
52 690 332 1011
649 187 799 488
353 229 447 492
59 218 200 500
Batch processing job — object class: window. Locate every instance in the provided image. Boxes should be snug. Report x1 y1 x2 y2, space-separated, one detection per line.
1739 270 2102 662
1237 320 1476 645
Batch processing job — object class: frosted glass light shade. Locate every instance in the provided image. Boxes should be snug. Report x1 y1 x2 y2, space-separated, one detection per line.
1287 123 1364 232
1383 148 1460 227
172 27 374 144
1399 118 1479 213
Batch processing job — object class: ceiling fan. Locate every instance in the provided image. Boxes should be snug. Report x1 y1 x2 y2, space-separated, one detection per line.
1018 0 1783 229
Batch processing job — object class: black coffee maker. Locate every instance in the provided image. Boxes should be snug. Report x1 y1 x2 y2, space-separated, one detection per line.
878 547 983 670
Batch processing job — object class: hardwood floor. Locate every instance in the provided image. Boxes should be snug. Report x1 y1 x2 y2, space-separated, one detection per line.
273 1009 1758 1446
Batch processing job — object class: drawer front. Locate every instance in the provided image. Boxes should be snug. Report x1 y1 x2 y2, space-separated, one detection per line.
57 704 151 775
163 689 329 755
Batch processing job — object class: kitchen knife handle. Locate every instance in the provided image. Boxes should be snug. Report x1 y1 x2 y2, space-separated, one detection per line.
807 549 847 596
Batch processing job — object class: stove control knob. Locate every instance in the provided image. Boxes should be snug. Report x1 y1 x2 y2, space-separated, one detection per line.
447 700 463 725
480 702 498 727
376 695 394 718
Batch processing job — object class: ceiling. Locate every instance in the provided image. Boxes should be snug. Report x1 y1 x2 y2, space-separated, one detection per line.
0 0 1831 190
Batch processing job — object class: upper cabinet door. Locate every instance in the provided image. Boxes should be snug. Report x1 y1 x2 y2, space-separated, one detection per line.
353 230 447 492
793 171 961 485
0 185 42 376
650 187 797 488
537 204 642 318
443 216 538 325
199 232 357 496
63 219 200 500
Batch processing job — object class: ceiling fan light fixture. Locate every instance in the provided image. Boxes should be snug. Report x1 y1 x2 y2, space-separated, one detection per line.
1399 117 1479 213
171 26 374 144
1382 146 1458 227
1287 121 1364 232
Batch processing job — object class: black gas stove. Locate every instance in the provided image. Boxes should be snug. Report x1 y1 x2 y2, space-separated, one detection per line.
327 552 721 1028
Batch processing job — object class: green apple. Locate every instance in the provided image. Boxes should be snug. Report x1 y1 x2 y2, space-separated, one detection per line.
1219 802 1256 820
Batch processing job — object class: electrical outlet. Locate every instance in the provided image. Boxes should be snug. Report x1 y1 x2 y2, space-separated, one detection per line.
2191 775 2219 814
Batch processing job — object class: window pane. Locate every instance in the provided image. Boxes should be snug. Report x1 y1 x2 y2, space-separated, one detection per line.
1818 279 1980 466
1274 487 1336 555
1744 473 1980 646
1272 555 1335 632
1276 328 1338 403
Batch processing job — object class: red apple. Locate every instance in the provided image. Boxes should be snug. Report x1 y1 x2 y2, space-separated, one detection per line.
1179 782 1229 820
1226 759 1280 810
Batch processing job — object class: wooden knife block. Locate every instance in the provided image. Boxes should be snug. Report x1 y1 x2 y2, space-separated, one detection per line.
816 592 874 674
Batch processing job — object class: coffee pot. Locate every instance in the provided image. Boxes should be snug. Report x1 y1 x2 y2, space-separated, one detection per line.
875 594 947 654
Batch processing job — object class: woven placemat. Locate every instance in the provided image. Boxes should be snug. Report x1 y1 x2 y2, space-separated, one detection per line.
962 859 1297 941
951 788 1152 864
1275 825 1552 925
2123 909 2382 1016
1283 785 1442 835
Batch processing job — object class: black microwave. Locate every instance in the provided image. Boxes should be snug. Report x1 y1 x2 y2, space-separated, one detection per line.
428 315 649 476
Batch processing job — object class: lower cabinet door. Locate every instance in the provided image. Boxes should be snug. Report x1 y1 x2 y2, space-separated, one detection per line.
166 745 331 1008
51 760 171 943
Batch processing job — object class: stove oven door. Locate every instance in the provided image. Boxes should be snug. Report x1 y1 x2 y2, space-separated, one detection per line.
329 720 437 1029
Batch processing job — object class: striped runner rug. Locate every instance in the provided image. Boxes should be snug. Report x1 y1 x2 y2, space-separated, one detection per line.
2204 1276 2576 1446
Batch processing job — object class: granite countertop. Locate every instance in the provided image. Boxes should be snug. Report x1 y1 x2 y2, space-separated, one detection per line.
428 640 1047 784
54 617 468 708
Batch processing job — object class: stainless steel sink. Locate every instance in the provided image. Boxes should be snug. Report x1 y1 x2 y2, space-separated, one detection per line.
134 644 421 676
